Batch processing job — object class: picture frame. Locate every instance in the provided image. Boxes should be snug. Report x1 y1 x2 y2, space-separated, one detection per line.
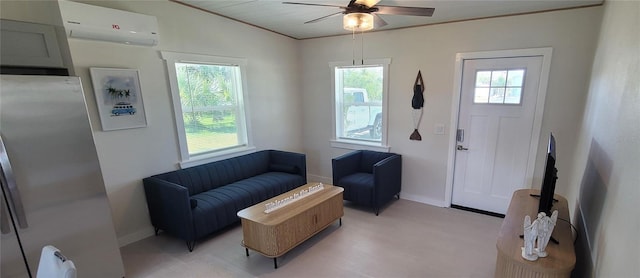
89 68 147 131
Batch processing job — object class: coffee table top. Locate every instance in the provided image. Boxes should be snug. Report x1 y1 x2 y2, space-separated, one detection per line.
237 183 343 226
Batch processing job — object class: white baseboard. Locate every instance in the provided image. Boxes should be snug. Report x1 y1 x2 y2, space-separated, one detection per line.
400 193 448 207
309 173 447 208
117 227 155 247
307 174 332 184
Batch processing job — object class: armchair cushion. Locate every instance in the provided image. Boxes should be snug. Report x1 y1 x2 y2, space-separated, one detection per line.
359 151 393 173
338 172 374 205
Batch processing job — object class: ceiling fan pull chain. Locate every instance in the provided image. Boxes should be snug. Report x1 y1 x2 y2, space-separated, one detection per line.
361 29 364 65
352 29 356 65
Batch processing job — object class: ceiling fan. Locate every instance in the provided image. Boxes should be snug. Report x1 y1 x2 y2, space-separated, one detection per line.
282 0 435 30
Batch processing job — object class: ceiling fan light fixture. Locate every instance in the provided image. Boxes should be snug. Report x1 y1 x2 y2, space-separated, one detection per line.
343 13 374 31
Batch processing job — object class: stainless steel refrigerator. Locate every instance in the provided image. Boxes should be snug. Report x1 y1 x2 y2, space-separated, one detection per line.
0 75 125 277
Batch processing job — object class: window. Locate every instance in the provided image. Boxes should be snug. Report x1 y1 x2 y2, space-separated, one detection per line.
162 51 252 166
330 59 390 150
474 69 525 104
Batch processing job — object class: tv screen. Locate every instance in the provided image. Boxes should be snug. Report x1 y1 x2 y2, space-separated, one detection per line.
538 133 558 215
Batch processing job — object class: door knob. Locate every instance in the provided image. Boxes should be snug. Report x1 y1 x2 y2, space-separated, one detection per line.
457 145 468 151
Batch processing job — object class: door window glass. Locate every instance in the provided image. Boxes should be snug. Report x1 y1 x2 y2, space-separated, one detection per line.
474 69 525 104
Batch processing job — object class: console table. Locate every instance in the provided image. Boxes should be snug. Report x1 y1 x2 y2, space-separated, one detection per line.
237 184 344 269
495 189 575 278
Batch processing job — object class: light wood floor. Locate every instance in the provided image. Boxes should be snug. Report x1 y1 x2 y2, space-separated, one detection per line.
120 199 503 277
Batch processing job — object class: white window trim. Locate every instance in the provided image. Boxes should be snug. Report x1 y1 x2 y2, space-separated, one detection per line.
329 139 390 152
329 58 391 151
161 51 254 168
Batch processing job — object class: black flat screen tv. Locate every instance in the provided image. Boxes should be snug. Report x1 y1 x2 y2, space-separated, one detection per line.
538 133 558 215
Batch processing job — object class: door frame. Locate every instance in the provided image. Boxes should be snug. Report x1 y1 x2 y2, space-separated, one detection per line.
444 47 553 207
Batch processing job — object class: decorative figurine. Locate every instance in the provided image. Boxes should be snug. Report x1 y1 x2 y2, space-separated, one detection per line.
521 210 559 261
536 210 558 257
521 215 539 261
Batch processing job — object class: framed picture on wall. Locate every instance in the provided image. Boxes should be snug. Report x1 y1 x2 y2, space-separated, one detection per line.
89 67 147 131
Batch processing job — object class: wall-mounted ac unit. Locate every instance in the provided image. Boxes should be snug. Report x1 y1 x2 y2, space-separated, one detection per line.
59 0 159 46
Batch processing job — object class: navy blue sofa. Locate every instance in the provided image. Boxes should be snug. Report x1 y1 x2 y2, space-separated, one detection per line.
332 150 401 215
143 150 306 251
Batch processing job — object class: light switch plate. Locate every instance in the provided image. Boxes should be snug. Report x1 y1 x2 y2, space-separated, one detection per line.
434 124 445 135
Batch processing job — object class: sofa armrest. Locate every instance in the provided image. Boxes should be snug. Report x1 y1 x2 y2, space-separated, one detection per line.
268 150 307 183
373 154 402 202
332 150 362 184
143 177 195 241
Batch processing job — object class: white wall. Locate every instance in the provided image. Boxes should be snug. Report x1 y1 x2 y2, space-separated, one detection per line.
566 1 639 276
300 7 602 206
1 0 302 245
0 0 61 25
7 6 631 271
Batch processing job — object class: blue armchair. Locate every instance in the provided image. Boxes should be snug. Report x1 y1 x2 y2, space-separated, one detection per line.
332 150 402 215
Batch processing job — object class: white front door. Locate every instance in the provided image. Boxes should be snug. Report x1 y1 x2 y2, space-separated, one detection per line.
451 56 544 214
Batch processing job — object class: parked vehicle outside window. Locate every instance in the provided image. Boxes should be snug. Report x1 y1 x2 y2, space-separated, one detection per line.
334 64 385 142
343 88 382 139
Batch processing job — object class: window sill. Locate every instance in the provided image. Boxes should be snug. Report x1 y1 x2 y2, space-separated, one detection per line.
179 146 256 169
330 139 390 152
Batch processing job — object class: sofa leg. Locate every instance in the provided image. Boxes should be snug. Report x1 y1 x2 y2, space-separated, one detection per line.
375 208 379 216
186 241 195 252
396 193 400 200
154 227 160 236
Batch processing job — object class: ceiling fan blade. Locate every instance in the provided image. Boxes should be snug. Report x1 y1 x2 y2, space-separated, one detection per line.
354 0 381 8
304 11 344 24
372 13 388 28
375 5 435 17
282 2 344 8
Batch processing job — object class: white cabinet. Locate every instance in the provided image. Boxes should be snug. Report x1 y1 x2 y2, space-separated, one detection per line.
1 19 64 68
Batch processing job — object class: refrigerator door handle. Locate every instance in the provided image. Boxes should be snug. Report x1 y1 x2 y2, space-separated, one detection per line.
0 134 28 229
1 193 10 234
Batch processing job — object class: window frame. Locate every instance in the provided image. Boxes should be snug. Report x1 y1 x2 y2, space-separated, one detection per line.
329 59 391 152
161 51 254 168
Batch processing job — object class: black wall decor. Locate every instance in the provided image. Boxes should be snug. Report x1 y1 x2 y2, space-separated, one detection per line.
410 71 424 141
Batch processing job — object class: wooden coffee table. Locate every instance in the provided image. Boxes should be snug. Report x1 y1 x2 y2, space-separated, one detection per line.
237 183 344 268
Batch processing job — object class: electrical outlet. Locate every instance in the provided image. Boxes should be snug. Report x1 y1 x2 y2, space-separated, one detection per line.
434 124 445 135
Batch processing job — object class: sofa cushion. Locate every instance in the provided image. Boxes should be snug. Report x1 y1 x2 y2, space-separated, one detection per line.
155 151 271 195
189 171 304 239
269 163 299 174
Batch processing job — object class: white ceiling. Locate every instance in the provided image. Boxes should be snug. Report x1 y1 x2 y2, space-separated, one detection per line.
174 0 602 40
